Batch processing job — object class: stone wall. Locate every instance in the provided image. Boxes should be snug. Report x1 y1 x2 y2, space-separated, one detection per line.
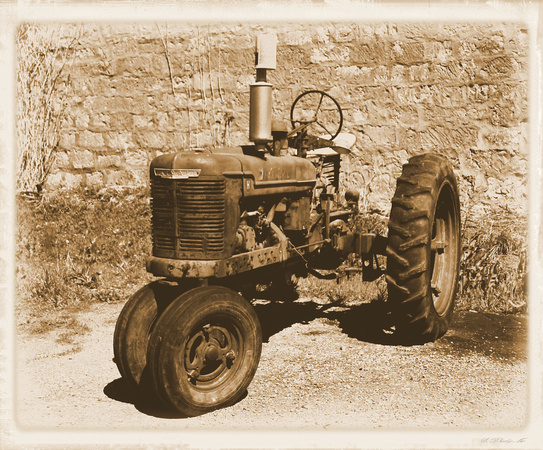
46 22 529 219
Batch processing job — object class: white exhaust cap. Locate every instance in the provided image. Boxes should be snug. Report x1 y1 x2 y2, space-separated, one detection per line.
255 34 277 70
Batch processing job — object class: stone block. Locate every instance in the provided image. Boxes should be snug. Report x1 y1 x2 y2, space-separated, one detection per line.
329 25 358 43
465 83 500 103
104 132 134 152
86 171 104 189
349 41 388 65
133 114 154 130
70 150 95 170
363 126 396 148
310 45 349 65
420 126 478 153
110 112 134 130
335 66 373 85
97 154 122 169
397 23 446 40
125 149 150 167
491 103 519 127
59 133 76 151
82 95 108 112
156 112 171 131
107 96 134 114
135 132 166 150
114 55 168 78
282 30 312 46
73 108 90 129
77 131 105 150
507 29 529 57
192 72 219 93
475 34 506 56
104 168 147 187
393 106 419 127
88 113 111 132
391 40 425 64
44 172 83 190
165 132 189 151
132 95 155 116
479 56 520 81
312 26 330 44
216 48 253 71
53 151 70 169
431 61 477 84
484 128 520 153
426 41 454 63
390 65 407 85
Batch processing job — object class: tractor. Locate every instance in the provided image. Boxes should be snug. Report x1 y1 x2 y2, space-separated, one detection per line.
113 34 461 417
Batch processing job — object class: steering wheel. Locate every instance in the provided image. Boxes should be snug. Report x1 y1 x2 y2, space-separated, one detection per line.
289 90 343 140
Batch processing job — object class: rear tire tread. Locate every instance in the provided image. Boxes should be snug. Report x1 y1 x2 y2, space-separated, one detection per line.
386 153 461 344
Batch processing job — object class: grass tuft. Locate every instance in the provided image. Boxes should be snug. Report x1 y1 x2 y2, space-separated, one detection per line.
16 187 154 322
456 215 527 314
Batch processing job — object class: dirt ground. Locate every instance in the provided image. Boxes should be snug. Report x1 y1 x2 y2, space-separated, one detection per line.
9 294 530 448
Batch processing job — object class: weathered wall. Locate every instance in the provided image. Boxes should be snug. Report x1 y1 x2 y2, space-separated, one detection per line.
46 22 529 219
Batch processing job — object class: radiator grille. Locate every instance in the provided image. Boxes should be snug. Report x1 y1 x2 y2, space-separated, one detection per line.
151 177 226 257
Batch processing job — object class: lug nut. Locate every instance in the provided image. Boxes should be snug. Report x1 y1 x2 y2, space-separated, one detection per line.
225 350 236 365
188 369 199 381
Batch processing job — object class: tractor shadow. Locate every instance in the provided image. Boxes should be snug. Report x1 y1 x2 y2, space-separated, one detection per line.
103 378 186 419
103 298 401 418
253 299 400 345
103 377 249 419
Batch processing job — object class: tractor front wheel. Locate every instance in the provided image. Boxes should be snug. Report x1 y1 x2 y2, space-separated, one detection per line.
147 286 262 416
113 280 195 390
386 153 461 344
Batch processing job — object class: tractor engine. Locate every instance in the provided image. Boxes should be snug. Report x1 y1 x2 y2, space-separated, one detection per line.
149 148 317 261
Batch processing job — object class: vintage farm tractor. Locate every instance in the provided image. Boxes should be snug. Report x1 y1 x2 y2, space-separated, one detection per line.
113 34 461 416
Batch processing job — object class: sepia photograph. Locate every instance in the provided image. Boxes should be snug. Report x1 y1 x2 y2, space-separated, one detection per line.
1 1 540 448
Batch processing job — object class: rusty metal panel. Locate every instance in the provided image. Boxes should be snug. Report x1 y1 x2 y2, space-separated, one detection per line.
146 243 288 279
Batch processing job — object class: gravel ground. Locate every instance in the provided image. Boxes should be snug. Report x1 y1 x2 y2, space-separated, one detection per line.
8 295 530 448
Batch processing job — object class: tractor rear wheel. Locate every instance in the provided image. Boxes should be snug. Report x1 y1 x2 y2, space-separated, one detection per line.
113 280 195 390
386 154 461 343
147 286 262 416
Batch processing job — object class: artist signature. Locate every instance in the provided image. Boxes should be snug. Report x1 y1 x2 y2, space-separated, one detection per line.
481 437 527 444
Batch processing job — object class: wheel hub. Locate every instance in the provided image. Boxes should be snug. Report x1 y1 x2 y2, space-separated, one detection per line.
185 323 237 385
204 344 219 363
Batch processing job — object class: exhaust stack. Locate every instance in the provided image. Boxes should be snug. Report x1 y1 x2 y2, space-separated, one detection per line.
249 34 277 150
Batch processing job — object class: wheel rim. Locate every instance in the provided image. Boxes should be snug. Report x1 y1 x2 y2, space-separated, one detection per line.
430 182 458 316
184 318 242 390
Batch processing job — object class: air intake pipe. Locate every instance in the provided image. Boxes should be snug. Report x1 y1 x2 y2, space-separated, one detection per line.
249 34 277 151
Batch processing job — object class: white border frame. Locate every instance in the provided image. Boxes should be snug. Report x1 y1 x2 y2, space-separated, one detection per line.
1 2 541 448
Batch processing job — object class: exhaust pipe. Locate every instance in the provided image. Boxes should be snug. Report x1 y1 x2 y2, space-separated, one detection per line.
249 34 277 150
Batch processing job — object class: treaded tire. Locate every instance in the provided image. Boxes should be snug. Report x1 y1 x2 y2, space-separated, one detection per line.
386 153 461 344
147 286 262 417
113 281 195 390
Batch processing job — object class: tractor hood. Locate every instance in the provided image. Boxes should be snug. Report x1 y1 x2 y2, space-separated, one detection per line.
150 147 316 196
